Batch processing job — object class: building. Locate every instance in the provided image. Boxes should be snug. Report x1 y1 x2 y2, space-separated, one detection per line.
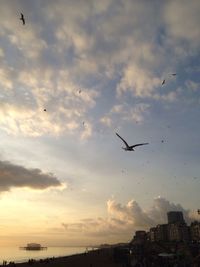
149 227 156 242
190 221 200 241
136 211 200 245
132 230 147 243
149 224 168 242
167 211 185 224
156 224 169 241
168 222 190 242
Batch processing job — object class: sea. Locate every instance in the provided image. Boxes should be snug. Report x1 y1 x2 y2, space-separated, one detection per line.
0 246 88 263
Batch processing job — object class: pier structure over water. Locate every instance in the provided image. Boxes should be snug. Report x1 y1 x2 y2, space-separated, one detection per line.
20 243 47 250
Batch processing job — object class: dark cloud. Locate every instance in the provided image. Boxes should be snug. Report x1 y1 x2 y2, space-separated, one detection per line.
0 160 62 192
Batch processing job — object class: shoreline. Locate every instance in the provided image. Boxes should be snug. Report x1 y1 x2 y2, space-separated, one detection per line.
0 247 90 264
11 248 121 267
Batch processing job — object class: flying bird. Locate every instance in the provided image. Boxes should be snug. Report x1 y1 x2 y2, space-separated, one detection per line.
162 79 165 85
20 13 25 25
116 133 149 151
44 109 47 112
171 73 177 76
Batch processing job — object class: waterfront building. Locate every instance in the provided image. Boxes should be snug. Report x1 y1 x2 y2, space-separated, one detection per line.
149 227 156 242
133 231 147 243
167 211 185 224
133 211 200 245
168 222 190 242
190 221 200 241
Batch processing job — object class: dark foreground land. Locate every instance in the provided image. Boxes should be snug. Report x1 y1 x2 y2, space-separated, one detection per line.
14 249 122 267
4 243 200 267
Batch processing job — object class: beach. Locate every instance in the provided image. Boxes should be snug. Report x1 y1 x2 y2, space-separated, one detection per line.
14 249 122 267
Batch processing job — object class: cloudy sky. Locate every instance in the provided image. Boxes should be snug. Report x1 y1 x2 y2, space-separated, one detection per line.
0 0 200 246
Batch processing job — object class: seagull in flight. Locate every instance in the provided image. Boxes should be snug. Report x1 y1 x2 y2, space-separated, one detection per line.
116 133 149 151
20 13 25 25
162 79 165 85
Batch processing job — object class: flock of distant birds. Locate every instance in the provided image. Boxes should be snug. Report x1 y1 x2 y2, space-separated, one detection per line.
19 13 178 151
19 13 200 215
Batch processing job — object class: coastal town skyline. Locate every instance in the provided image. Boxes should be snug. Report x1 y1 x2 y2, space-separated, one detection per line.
0 0 200 247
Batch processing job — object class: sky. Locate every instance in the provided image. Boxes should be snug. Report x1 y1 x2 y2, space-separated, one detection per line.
0 0 200 247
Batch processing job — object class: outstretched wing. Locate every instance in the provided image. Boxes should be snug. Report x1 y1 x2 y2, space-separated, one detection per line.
116 133 129 148
130 143 149 148
20 13 25 24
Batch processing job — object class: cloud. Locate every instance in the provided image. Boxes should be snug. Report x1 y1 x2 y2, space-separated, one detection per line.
0 66 99 138
61 196 196 242
127 104 151 123
185 80 200 92
153 91 178 102
100 103 150 129
107 198 154 228
0 160 62 193
0 48 4 58
81 121 93 140
0 0 199 140
163 0 200 49
117 64 161 98
100 116 112 127
0 68 13 89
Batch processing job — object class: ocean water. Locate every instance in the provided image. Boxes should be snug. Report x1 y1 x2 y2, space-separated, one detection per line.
0 246 87 263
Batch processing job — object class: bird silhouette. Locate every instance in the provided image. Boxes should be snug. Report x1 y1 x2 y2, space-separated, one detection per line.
171 73 176 76
44 109 46 112
20 13 25 25
116 133 149 151
162 79 165 85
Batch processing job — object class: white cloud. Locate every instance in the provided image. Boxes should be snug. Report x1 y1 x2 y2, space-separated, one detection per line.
100 116 112 127
153 91 178 102
127 104 150 123
111 105 124 114
0 68 13 89
81 122 93 140
117 64 161 98
0 66 99 138
164 0 200 48
0 0 199 139
100 102 150 130
107 198 154 228
185 80 200 92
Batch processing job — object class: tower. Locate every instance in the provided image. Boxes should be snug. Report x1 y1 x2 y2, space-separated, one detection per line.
167 211 185 224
